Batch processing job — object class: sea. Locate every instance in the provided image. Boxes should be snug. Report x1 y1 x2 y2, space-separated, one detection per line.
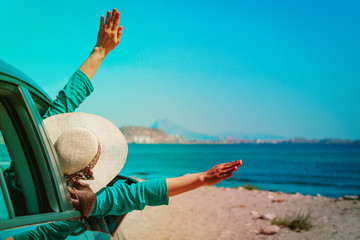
1 143 360 198
121 144 360 198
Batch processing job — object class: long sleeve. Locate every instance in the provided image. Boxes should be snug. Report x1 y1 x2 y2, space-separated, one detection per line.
43 70 94 118
90 178 169 217
12 220 85 240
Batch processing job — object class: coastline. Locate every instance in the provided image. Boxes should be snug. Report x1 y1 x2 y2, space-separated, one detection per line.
121 185 360 240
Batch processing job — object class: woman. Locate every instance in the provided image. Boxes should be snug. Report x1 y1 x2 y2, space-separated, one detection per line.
8 8 242 239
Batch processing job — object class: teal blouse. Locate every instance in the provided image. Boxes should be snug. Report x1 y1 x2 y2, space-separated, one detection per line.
44 69 169 216
13 70 168 240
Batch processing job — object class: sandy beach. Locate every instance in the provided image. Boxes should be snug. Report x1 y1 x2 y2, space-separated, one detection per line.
121 186 360 240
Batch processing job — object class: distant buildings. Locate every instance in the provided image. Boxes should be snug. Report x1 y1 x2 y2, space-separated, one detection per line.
133 135 153 144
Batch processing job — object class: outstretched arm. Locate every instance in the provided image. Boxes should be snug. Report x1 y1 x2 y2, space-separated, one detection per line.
79 8 123 80
90 160 242 217
166 160 242 197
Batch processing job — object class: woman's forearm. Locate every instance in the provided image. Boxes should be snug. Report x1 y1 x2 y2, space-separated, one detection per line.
166 173 204 197
78 47 106 80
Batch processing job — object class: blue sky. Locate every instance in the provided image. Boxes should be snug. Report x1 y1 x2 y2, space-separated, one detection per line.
1 0 359 139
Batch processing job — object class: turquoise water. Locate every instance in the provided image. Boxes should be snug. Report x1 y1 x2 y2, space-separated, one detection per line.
0 144 11 170
120 144 360 198
1 143 360 198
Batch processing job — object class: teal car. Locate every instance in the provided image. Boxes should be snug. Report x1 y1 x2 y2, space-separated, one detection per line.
0 59 134 239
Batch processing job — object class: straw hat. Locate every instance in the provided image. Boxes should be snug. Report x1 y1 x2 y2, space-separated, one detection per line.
43 113 128 193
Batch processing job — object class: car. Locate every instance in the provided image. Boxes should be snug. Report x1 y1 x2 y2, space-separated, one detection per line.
0 59 136 240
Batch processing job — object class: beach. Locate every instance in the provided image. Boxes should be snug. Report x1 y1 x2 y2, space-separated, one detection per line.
121 186 360 240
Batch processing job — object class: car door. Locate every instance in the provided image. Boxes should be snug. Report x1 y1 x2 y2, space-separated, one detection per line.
0 73 121 239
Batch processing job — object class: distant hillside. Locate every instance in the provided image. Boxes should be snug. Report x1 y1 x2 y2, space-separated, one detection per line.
151 119 284 141
151 119 217 141
120 126 167 143
120 126 187 143
121 119 284 143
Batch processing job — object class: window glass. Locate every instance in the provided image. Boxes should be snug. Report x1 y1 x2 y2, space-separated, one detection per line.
0 98 35 217
29 92 50 118
0 130 11 170
0 129 11 221
0 188 10 221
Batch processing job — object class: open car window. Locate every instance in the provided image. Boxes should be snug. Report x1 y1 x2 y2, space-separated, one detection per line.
0 129 13 221
0 99 39 217
0 83 80 229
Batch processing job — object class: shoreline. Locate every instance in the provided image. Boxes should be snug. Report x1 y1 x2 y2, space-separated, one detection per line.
121 185 360 240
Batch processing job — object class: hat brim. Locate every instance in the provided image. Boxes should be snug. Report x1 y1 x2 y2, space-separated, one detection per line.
43 112 127 193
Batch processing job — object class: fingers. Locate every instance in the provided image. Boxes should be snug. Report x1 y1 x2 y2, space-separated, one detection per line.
99 15 104 29
105 10 111 27
112 12 120 30
117 26 123 40
229 160 242 167
222 160 242 170
104 9 120 32
108 8 117 29
216 160 242 177
221 166 237 175
230 160 242 167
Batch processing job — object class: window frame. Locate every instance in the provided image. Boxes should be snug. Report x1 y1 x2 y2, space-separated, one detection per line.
0 94 40 215
19 86 72 211
0 80 81 230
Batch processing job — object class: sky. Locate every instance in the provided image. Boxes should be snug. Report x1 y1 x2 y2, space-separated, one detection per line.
0 0 359 139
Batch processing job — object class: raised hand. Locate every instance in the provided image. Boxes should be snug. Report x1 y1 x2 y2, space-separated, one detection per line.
95 8 123 55
78 8 123 80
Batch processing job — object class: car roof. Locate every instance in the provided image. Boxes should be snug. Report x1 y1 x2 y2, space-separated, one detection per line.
0 59 52 104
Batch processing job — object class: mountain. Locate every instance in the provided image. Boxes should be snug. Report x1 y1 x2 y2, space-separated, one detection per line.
151 119 217 141
151 119 283 141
